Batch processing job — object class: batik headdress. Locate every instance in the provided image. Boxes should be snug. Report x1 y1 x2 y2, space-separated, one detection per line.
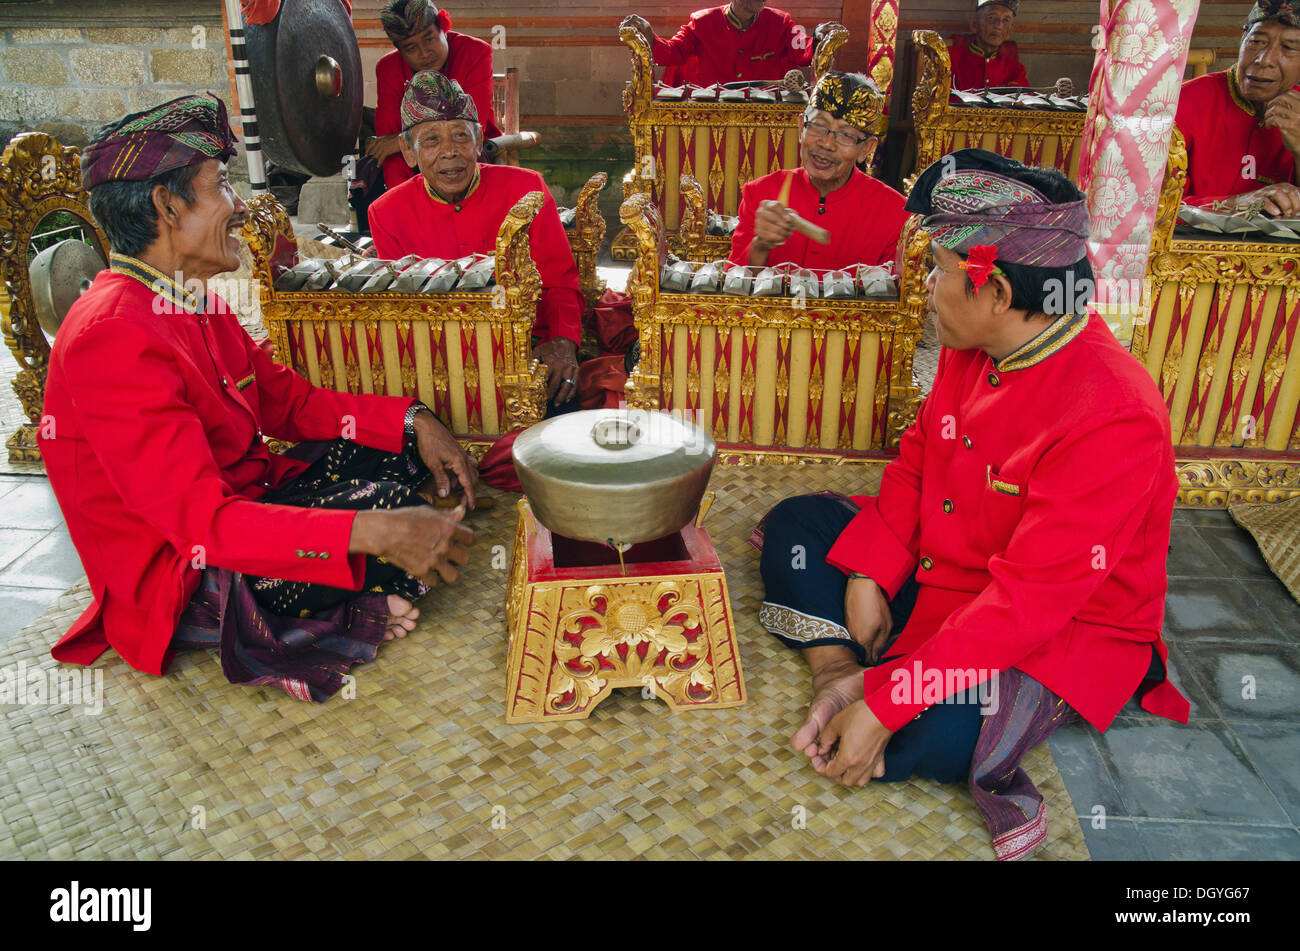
381 0 451 43
808 71 883 135
906 149 1089 268
977 0 1020 13
80 93 237 190
401 71 479 130
1247 0 1300 28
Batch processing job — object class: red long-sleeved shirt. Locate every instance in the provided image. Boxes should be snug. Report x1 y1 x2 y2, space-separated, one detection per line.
654 6 814 87
947 33 1028 90
825 313 1189 733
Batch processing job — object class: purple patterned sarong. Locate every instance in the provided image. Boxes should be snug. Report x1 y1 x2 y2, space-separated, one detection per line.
971 667 1080 860
173 567 388 703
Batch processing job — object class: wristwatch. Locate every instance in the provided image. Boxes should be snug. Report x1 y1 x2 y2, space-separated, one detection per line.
403 401 432 446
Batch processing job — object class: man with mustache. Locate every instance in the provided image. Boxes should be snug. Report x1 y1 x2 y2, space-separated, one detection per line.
368 0 501 191
41 94 477 702
625 1 834 88
1175 0 1300 216
367 72 583 409
728 71 908 270
754 150 1187 860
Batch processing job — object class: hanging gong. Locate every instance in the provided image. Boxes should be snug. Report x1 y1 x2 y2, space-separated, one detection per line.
244 0 363 178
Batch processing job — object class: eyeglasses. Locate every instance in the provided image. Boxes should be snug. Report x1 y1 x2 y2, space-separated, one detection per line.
802 120 869 149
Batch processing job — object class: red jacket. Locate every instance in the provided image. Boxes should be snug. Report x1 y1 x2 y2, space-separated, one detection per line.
729 167 909 269
368 164 583 345
826 313 1188 733
1175 68 1298 207
374 33 502 190
40 256 414 675
654 6 814 88
947 33 1028 90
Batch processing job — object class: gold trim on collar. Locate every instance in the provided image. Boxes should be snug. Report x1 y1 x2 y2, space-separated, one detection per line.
724 5 754 31
109 252 202 314
995 311 1088 373
1226 66 1257 119
423 165 481 206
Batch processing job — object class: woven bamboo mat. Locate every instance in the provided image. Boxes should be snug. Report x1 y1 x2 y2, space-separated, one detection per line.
0 464 1088 860
1230 497 1300 606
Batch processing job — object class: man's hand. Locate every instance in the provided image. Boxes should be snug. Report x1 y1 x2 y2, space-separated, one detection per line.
749 199 796 265
816 699 893 787
1263 88 1300 156
364 133 403 163
532 337 581 406
413 408 478 508
350 505 475 587
1219 183 1300 217
623 14 655 50
1054 76 1075 97
844 575 892 664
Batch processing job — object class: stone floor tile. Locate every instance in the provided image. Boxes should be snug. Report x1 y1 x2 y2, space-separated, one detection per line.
0 482 66 530
1048 721 1127 817
0 528 48 573
0 530 85 590
1237 579 1300 639
1171 508 1235 529
1101 719 1290 824
0 585 66 647
1175 641 1300 722
1136 820 1300 861
1165 522 1228 578
1195 523 1277 580
1163 578 1277 639
1229 721 1300 826
1078 817 1150 861
1117 643 1217 719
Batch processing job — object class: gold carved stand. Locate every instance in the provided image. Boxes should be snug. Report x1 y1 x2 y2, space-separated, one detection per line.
504 499 745 723
1135 130 1300 506
0 133 109 464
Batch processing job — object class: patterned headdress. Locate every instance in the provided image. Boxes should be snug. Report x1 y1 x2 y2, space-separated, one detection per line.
400 70 479 130
907 150 1089 267
808 71 883 135
1247 0 1300 28
80 93 237 190
978 0 1020 13
381 0 451 43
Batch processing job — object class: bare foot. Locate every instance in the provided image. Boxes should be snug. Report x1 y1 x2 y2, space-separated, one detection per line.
384 594 420 641
791 662 863 768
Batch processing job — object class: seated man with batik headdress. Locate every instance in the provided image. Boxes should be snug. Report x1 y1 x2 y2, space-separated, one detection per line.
367 0 502 191
728 71 909 270
367 72 583 409
625 1 838 88
1175 0 1300 215
754 149 1188 860
41 94 479 702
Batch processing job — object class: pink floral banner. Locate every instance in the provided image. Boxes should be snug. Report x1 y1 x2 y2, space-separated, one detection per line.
1079 0 1200 347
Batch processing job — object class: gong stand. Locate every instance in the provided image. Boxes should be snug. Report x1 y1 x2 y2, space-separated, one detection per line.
504 500 746 724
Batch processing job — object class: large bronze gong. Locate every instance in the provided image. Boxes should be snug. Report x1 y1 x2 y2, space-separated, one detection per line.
244 0 363 178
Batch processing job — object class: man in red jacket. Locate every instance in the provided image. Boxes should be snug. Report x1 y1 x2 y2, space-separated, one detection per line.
41 94 478 702
368 71 583 408
1174 0 1300 215
947 0 1029 90
729 71 909 270
367 0 501 191
756 150 1187 860
625 2 834 88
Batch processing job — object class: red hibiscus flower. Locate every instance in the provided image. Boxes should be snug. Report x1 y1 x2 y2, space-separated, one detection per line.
960 244 1002 290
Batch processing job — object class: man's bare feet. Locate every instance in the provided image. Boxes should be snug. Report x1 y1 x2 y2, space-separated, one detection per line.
384 594 420 641
792 664 864 768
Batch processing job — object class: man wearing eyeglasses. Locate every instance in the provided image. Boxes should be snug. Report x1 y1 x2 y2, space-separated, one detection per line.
728 71 909 269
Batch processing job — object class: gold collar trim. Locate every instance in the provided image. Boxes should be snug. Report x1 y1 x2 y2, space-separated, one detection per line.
109 252 202 314
724 5 755 31
995 310 1088 373
1226 66 1257 119
969 39 995 59
423 165 481 205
